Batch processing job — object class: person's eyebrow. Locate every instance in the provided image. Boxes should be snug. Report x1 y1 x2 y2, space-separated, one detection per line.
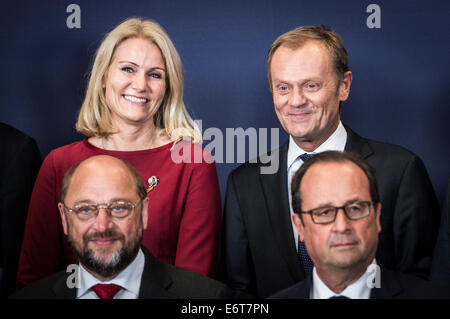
118 60 166 71
108 197 138 203
307 198 364 210
71 199 95 206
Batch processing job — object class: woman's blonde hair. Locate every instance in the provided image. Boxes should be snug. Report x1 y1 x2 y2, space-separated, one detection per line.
76 18 202 143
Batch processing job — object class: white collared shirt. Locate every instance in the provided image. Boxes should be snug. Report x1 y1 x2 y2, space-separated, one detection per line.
287 121 347 249
77 248 145 299
311 259 377 299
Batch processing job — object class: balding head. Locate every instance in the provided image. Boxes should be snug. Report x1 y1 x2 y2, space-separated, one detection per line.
60 155 147 204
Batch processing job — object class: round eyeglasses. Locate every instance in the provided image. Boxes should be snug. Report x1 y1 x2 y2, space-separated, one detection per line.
62 199 142 221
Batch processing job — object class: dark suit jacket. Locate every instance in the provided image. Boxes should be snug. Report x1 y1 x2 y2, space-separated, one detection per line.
10 247 233 299
0 123 41 298
269 267 450 299
220 125 440 298
430 178 450 285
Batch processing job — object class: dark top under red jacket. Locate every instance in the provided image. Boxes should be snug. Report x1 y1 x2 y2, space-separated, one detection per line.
17 139 222 288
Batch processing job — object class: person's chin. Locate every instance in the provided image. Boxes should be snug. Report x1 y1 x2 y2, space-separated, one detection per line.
330 257 358 269
330 249 363 266
288 127 314 141
119 112 153 126
90 248 121 265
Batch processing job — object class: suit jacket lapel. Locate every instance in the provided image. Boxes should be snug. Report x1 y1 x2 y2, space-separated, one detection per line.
52 272 77 299
51 248 175 299
259 141 304 281
295 274 312 298
370 267 403 299
344 125 373 160
138 246 177 299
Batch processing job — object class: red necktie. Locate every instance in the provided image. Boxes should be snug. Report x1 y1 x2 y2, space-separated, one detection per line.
92 284 122 299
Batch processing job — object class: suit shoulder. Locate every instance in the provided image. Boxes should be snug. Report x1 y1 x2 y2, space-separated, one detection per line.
10 271 67 299
165 264 233 298
0 122 38 153
0 122 29 141
346 126 420 165
230 146 283 179
381 268 450 299
364 138 419 163
268 280 308 299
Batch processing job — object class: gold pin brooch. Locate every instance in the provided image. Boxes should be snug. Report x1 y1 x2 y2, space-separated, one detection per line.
146 176 159 193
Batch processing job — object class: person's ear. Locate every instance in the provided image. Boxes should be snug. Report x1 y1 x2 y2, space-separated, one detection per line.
338 71 352 101
292 213 305 242
375 202 382 233
141 198 149 230
58 202 69 236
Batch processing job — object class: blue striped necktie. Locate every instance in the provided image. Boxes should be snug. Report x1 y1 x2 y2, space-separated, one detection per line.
297 153 314 276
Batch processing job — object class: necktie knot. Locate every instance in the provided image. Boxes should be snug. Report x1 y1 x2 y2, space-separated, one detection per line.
299 153 314 162
92 284 122 299
329 295 350 299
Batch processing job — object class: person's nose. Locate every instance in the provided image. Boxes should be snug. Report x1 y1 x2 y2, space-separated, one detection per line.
288 87 307 107
332 207 352 233
93 207 114 232
132 71 147 92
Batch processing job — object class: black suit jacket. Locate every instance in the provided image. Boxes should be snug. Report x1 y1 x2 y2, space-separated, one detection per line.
10 247 233 299
269 267 450 299
220 125 440 298
0 123 41 298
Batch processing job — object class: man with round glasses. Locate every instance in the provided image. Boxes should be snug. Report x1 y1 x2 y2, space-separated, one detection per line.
12 155 231 299
270 151 449 299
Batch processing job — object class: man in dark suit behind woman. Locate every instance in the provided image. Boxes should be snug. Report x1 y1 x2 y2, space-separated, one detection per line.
221 25 440 298
270 151 449 299
0 123 41 297
12 155 231 299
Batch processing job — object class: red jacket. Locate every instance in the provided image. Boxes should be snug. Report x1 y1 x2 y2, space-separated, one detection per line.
17 139 221 288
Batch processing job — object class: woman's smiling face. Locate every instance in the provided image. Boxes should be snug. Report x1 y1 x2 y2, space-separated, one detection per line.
104 37 167 128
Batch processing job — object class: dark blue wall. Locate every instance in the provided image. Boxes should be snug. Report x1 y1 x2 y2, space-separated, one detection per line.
1 0 449 206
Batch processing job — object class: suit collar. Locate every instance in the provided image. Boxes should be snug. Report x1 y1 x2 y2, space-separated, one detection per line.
52 272 77 299
52 246 176 299
286 273 312 299
370 267 404 299
343 124 374 159
259 141 304 281
138 246 177 299
299 273 313 299
289 267 404 299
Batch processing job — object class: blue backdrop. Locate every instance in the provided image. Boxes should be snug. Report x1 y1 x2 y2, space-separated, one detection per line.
1 0 449 206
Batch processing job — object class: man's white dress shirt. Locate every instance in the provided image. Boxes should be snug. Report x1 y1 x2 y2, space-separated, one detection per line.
311 259 377 299
77 248 145 299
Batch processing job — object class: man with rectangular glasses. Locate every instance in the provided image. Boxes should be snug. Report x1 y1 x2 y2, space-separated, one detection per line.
221 25 440 299
12 155 231 299
270 151 449 299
